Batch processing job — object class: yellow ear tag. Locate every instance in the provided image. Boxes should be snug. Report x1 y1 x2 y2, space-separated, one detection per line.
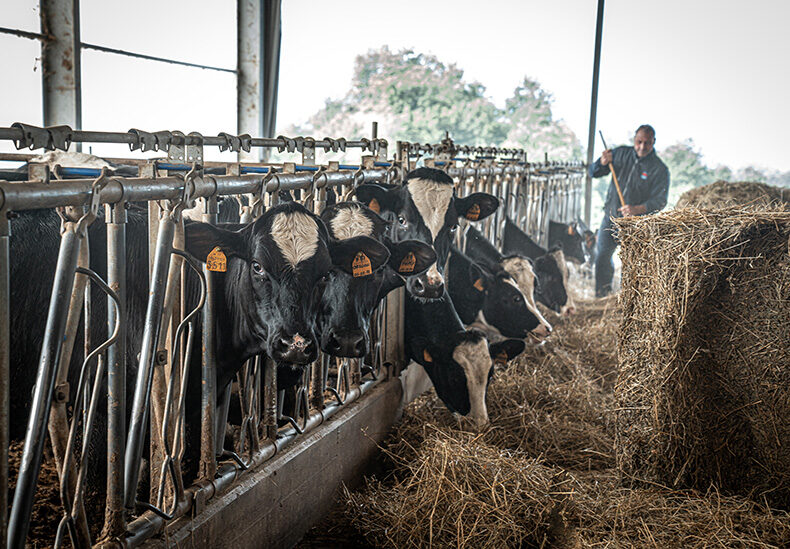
206 247 227 272
495 350 509 365
368 198 381 214
398 252 417 274
423 349 433 363
466 203 481 221
352 252 373 278
473 278 485 292
567 225 574 236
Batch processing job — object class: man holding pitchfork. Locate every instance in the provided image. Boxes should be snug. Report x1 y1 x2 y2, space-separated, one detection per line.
590 124 670 297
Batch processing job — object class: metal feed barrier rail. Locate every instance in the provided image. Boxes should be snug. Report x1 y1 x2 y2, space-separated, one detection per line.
0 124 584 548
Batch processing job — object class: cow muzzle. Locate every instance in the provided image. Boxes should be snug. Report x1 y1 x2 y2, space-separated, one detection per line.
406 267 445 299
530 322 552 341
324 329 367 358
272 332 317 364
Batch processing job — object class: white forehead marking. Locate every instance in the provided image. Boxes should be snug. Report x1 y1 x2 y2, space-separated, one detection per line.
407 178 454 240
270 211 319 267
453 339 492 427
330 205 374 241
501 257 552 332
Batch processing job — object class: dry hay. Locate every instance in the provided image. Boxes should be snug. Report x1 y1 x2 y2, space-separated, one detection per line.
676 180 789 209
615 206 790 508
345 432 574 549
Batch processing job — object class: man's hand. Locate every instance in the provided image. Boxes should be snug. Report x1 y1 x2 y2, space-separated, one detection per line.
618 204 646 216
601 149 613 166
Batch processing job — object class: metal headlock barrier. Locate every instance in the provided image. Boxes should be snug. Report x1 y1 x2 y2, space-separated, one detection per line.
0 123 584 548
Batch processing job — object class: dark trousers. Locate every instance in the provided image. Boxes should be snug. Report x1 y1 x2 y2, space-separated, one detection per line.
595 214 619 297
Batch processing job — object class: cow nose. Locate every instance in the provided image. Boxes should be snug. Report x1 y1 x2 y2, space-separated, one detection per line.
408 273 444 299
273 333 316 364
562 305 576 317
531 323 552 339
326 330 366 358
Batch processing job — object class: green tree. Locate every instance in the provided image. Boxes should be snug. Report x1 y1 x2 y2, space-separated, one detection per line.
285 47 580 159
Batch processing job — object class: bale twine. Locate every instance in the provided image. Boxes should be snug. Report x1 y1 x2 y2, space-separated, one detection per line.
676 180 789 209
615 207 790 508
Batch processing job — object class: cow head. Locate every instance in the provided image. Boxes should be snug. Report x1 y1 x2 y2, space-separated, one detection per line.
548 220 586 264
532 248 571 315
318 202 435 357
498 255 553 339
185 202 332 365
356 167 498 300
410 330 525 430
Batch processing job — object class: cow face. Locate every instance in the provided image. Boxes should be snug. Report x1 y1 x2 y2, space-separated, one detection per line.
532 250 570 314
356 167 498 300
548 220 586 264
410 331 525 430
499 255 553 339
185 202 331 365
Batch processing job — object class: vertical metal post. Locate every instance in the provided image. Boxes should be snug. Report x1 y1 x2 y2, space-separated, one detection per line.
200 198 218 479
0 213 9 546
102 202 126 538
8 224 80 549
41 0 82 148
585 0 605 226
262 0 282 142
124 214 175 510
237 0 262 163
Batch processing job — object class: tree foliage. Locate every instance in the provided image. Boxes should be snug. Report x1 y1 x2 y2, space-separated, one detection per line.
286 46 581 159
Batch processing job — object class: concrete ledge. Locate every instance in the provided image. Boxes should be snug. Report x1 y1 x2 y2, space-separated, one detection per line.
141 378 403 549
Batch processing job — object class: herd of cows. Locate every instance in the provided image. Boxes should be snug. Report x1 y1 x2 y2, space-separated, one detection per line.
8 165 592 514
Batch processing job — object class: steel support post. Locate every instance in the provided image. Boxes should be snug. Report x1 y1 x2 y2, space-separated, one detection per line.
201 198 218 479
124 214 176 511
102 203 127 538
8 223 80 548
237 0 262 163
40 0 82 145
0 213 9 546
585 0 605 226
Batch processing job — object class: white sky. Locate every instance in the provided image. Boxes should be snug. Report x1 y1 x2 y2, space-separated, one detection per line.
2 0 789 171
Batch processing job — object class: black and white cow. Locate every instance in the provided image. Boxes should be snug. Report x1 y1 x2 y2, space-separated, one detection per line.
446 247 550 341
405 291 525 430
318 202 436 357
355 167 499 299
462 226 554 336
548 219 586 264
500 218 575 316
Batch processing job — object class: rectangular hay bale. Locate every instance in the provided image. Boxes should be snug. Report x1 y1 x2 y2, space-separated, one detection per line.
615 208 790 508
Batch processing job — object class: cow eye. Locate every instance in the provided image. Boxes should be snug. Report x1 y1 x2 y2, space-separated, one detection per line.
512 295 521 303
251 261 264 275
449 224 458 234
397 215 407 227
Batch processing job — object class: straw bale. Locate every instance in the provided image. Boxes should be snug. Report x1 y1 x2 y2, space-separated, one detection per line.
615 207 790 508
676 180 789 209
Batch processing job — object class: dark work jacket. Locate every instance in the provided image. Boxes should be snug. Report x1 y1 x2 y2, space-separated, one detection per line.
590 146 670 218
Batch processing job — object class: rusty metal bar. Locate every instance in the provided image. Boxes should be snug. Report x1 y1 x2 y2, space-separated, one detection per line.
0 213 9 545
200 197 218 479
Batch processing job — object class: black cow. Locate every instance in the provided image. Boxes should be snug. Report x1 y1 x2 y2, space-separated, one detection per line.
405 291 525 430
318 202 436 357
446 247 549 341
548 219 586 264
500 218 575 315
463 226 554 334
355 167 499 299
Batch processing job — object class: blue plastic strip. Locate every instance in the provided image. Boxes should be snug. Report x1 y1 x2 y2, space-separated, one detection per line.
240 166 271 174
294 165 319 172
58 167 102 177
338 164 359 170
373 161 392 167
156 163 190 171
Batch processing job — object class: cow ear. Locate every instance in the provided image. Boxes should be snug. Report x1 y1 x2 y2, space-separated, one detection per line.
387 240 437 277
409 336 436 367
455 192 499 222
329 235 390 277
489 339 526 365
468 261 491 293
355 184 398 214
185 222 248 263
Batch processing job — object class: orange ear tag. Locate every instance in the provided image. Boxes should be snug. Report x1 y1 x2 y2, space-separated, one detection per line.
473 278 485 292
206 247 227 272
567 225 574 236
466 203 481 221
495 350 509 365
398 252 417 274
352 252 373 278
423 349 433 363
368 198 381 214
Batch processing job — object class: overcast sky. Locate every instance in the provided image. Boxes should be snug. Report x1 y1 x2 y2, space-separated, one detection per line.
2 0 789 171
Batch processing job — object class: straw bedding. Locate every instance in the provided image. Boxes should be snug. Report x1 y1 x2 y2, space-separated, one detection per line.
320 289 790 548
676 180 789 208
615 207 790 509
